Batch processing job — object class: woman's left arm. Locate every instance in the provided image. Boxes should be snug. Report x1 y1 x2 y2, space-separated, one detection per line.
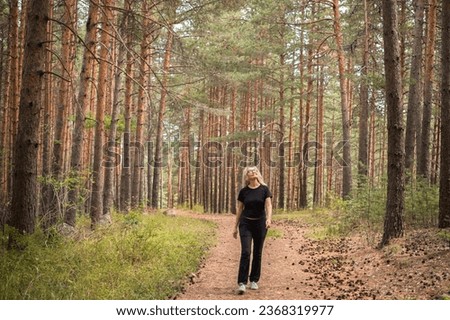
265 197 272 229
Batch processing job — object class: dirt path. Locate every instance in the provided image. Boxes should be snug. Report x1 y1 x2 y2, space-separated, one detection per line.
175 210 450 300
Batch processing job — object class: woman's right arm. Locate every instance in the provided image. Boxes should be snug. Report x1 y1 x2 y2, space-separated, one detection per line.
233 201 244 239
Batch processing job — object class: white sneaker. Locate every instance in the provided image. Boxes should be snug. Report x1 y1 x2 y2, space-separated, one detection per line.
250 281 259 290
237 283 246 294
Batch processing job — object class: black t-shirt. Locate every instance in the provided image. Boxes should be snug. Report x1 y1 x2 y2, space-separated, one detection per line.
237 185 272 219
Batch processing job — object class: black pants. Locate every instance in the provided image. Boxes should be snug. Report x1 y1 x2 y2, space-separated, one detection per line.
237 217 267 284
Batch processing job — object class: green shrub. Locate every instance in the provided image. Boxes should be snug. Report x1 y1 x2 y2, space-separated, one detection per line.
404 178 439 227
327 177 439 240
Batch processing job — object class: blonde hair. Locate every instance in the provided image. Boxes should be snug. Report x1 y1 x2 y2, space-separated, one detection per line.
242 166 267 187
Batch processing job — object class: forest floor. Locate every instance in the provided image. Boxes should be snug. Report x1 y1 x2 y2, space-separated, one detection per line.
175 209 450 300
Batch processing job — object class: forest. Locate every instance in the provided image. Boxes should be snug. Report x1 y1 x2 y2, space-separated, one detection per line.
0 0 450 300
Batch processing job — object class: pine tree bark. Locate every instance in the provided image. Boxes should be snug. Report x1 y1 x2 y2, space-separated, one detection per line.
439 0 450 228
1 0 19 202
332 0 352 199
10 0 49 234
9 0 20 152
119 0 133 213
418 0 437 179
40 0 54 221
380 0 405 247
358 0 370 182
300 28 313 208
90 0 114 227
132 2 151 208
103 35 125 216
65 0 98 226
404 0 424 174
278 53 285 210
152 28 174 209
46 0 77 227
369 92 377 186
297 14 306 208
230 86 237 214
314 65 324 206
287 77 295 210
431 115 440 185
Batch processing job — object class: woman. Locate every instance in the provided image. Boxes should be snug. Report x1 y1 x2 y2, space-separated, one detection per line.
233 166 273 294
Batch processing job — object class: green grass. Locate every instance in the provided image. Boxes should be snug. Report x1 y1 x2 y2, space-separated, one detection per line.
273 208 349 239
0 212 216 299
266 228 283 239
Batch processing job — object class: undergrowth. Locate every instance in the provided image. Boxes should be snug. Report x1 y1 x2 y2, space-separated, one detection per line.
0 211 216 299
274 177 440 244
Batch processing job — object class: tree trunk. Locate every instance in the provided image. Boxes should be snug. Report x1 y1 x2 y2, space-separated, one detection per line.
230 86 237 214
418 0 437 179
10 0 20 161
65 0 98 226
103 35 125 216
439 0 450 228
358 0 370 182
278 53 285 210
297 11 306 209
369 92 377 186
90 0 114 227
40 0 54 221
404 0 424 174
380 0 405 247
300 25 313 208
132 2 151 208
46 0 77 227
314 65 324 206
119 0 133 213
1 0 19 203
332 0 352 199
10 0 49 234
430 115 440 185
287 75 295 210
152 28 174 209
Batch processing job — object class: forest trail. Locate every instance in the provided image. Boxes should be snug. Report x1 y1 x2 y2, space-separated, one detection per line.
175 210 450 300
